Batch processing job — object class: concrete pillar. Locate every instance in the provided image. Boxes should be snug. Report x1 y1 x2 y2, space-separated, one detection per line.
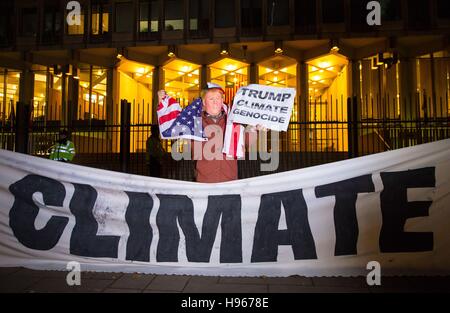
152 65 164 124
349 59 361 119
298 61 309 122
106 67 114 125
249 62 258 84
61 73 67 126
200 64 208 88
298 61 309 152
19 69 34 106
399 57 417 120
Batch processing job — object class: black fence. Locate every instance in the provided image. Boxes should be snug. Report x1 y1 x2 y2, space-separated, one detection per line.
1 96 449 181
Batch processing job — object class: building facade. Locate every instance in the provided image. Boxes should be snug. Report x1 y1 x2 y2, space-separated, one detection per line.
1 0 449 178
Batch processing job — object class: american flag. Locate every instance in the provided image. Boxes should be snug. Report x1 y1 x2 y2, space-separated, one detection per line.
157 95 245 158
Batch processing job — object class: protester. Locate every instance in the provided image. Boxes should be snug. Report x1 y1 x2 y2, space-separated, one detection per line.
146 125 165 177
157 83 265 183
49 129 76 162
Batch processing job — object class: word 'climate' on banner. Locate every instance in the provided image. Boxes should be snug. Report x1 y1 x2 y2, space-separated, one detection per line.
230 84 296 132
0 139 449 277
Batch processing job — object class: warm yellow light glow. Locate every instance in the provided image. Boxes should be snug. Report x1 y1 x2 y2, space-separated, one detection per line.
319 62 330 69
274 47 283 54
274 71 279 75
225 64 236 71
312 75 321 81
188 73 192 77
273 76 278 82
194 79 199 84
117 54 122 58
181 66 190 72
330 46 340 53
97 70 103 75
168 52 175 58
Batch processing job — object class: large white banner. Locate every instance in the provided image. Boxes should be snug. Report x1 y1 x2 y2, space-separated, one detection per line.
1 139 450 277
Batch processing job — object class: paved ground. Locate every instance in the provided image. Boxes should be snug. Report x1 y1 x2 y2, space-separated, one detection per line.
1 267 449 293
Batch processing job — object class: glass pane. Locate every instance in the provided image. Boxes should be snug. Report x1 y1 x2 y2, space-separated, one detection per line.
165 0 184 30
267 0 289 26
92 6 100 35
215 0 235 28
22 8 38 36
380 0 402 21
116 2 133 32
68 14 84 35
209 58 248 104
163 60 201 108
322 0 344 23
78 65 91 120
102 11 109 33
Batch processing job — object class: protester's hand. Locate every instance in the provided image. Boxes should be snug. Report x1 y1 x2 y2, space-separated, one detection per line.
256 124 267 132
248 124 268 132
157 90 167 102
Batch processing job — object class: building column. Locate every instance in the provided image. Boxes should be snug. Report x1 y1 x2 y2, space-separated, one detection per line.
106 67 114 126
67 74 78 128
298 61 309 122
249 62 258 84
298 61 309 152
200 64 208 88
19 69 34 107
152 65 164 124
399 57 417 120
349 59 361 119
61 72 67 127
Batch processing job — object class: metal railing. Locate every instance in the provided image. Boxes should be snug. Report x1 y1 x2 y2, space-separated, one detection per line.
1 97 449 181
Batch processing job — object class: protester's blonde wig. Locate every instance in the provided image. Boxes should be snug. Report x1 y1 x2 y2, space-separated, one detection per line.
201 88 224 110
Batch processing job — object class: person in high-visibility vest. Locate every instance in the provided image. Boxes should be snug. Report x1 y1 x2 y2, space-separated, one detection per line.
49 130 76 162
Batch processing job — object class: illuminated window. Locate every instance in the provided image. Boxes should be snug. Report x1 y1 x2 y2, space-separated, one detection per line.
258 56 297 119
118 58 153 124
307 54 349 152
0 68 20 125
139 0 159 33
163 59 201 108
91 2 109 35
164 0 184 31
67 7 84 35
209 58 248 104
32 65 66 122
189 0 209 33
77 65 107 121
